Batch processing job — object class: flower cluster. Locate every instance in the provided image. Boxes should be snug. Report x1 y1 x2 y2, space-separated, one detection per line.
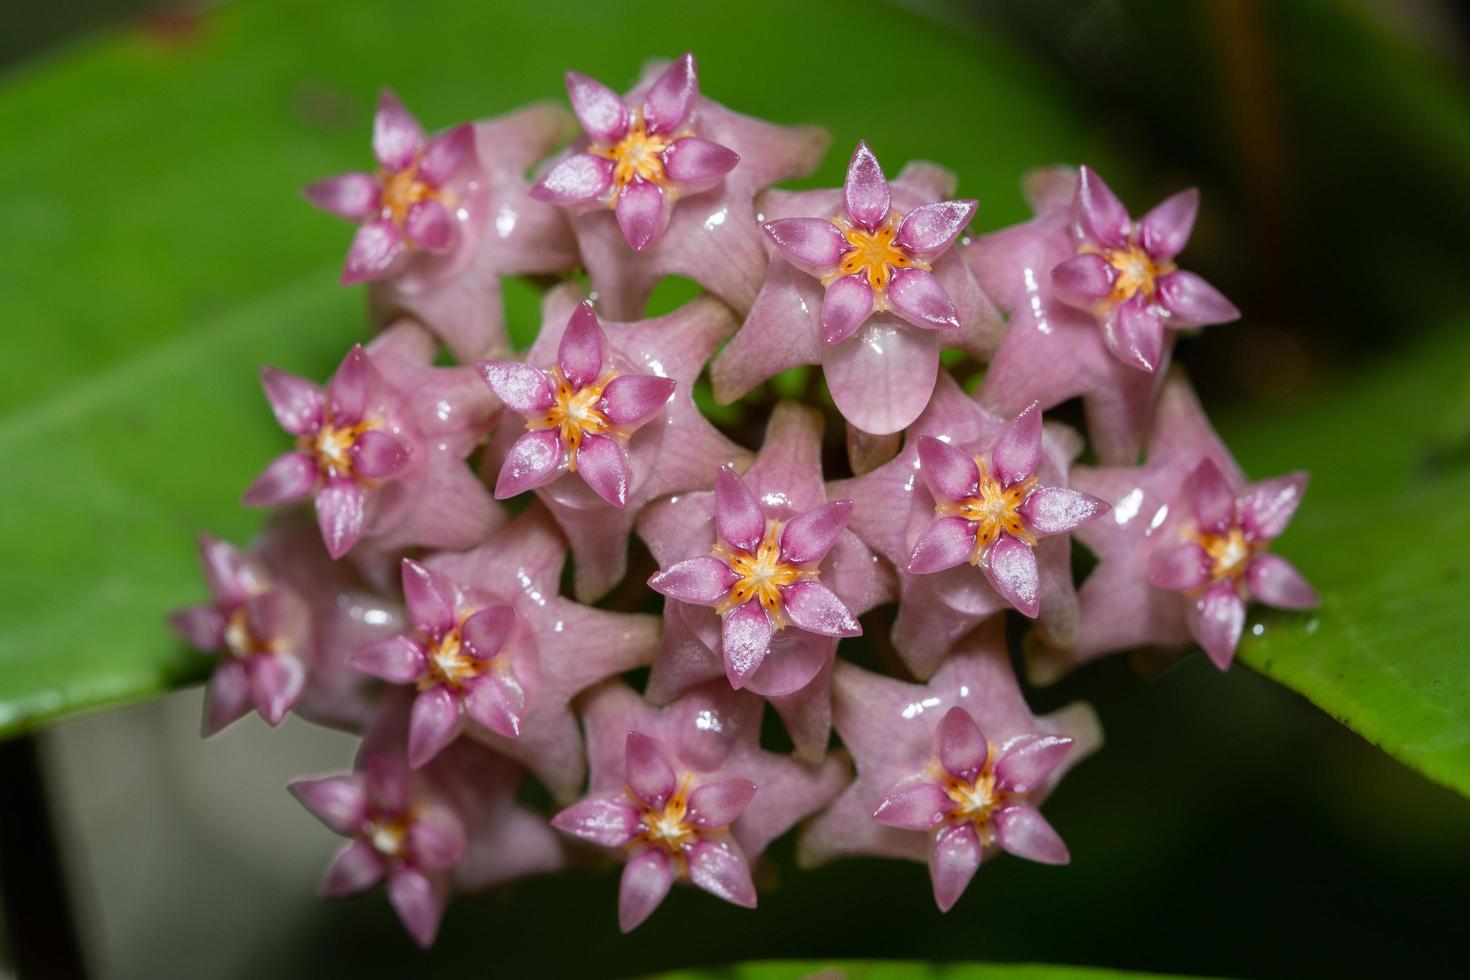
172 53 1317 946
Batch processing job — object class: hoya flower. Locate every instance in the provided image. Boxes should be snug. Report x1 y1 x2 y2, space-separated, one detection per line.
640 404 893 759
1027 376 1317 683
533 54 827 318
712 146 1001 435
836 373 1095 679
169 534 308 733
479 288 748 599
798 621 1101 911
906 404 1109 617
551 681 846 932
244 322 499 560
305 90 576 361
350 559 530 768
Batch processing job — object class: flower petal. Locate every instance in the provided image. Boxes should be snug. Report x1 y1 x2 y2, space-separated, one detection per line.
642 53 698 134
1185 458 1237 533
1157 270 1240 328
779 500 852 564
363 756 410 813
203 659 252 735
315 477 366 558
461 604 516 660
558 301 606 388
242 452 317 507
983 531 1040 618
721 599 774 688
715 465 765 553
663 136 739 189
686 839 757 908
873 775 953 831
407 803 467 871
618 848 674 933
991 402 1042 488
565 70 629 143
531 152 614 206
1050 252 1115 308
350 634 427 685
417 123 475 187
386 865 446 949
843 140 890 230
649 556 739 606
1190 581 1247 670
408 686 462 768
321 840 385 898
994 735 1073 794
1073 165 1129 247
372 89 424 171
477 361 555 417
303 173 380 222
687 777 758 829
820 272 877 345
1102 294 1165 373
198 535 257 604
929 822 982 912
405 199 452 252
1140 188 1198 260
625 732 676 809
822 315 939 435
250 653 304 725
575 433 631 507
763 217 848 272
936 705 988 781
614 177 669 251
170 605 224 651
887 267 958 331
895 199 976 254
1018 486 1110 535
552 797 641 847
906 516 977 574
349 429 409 480
994 804 1070 864
599 374 675 426
463 674 525 739
917 435 980 501
327 346 373 423
342 219 403 285
1240 472 1309 540
1246 554 1319 610
494 429 564 499
1147 542 1214 592
781 581 861 638
400 559 456 638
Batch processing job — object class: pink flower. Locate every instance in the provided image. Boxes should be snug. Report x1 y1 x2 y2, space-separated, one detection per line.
551 681 846 932
798 621 1101 911
532 54 828 319
713 145 1001 436
169 534 308 733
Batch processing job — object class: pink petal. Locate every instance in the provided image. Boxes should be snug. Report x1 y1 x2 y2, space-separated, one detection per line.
1190 581 1247 670
460 604 516 660
250 653 304 725
994 734 1073 794
342 219 403 284
1139 188 1199 261
463 674 525 739
843 140 890 230
618 848 674 933
551 796 641 847
887 267 958 331
917 435 980 501
1185 458 1237 534
686 839 757 908
1050 252 1115 309
686 777 758 829
198 535 256 604
1018 486 1110 535
599 374 675 426
407 804 467 871
242 452 317 507
649 556 739 605
315 477 366 558
820 273 875 344
321 840 385 898
614 177 669 252
994 805 1070 864
822 314 939 435
327 346 373 423
991 402 1042 488
303 173 380 222
575 433 631 507
642 53 697 134
906 516 977 574
477 360 555 417
1102 294 1165 372
983 532 1040 618
937 705 988 781
558 301 607 388
417 123 475 187
372 89 425 171
405 199 452 252
565 70 629 143
715 465 765 553
350 634 427 684
722 599 774 688
531 152 614 205
494 429 564 499
763 217 848 272
779 500 852 564
400 558 456 638
363 756 411 813
170 605 224 651
1246 554 1319 610
625 732 677 809
349 429 409 480
1240 472 1309 540
781 581 860 638
929 822 982 912
387 865 446 949
663 137 739 188
1157 271 1240 328
408 686 462 768
895 199 976 254
873 775 953 831
1148 542 1214 592
203 659 252 735
1073 165 1129 247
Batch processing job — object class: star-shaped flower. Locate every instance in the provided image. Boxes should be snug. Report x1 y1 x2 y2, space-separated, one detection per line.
305 89 577 361
835 372 1094 679
479 287 748 600
550 680 847 932
243 322 500 560
1027 375 1317 682
797 620 1101 912
638 403 894 759
711 146 1002 435
532 54 828 319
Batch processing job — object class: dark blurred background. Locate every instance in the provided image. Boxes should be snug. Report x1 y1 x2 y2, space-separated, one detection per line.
4 2 1469 978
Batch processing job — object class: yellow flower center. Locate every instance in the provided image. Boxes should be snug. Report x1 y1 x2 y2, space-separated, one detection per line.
417 610 502 691
712 519 816 628
1195 525 1256 585
1082 238 1176 308
589 113 682 207
935 745 1008 846
377 152 450 232
824 215 930 300
934 455 1038 564
632 776 699 858
365 815 411 858
222 606 273 659
525 366 619 470
300 417 377 481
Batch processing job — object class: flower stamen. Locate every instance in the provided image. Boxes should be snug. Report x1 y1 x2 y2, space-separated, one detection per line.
1081 237 1175 308
1195 525 1256 586
525 366 620 470
589 113 682 206
935 456 1039 563
934 744 1007 846
825 215 930 302
711 520 815 627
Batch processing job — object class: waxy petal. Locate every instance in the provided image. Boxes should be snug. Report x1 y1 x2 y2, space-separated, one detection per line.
303 172 380 222
687 777 758 829
349 429 409 480
198 535 257 605
991 402 1042 488
1240 472 1309 541
906 516 977 574
917 435 981 501
460 604 516 660
351 634 427 685
494 429 565 499
873 775 953 831
1191 581 1247 670
315 477 366 559
566 71 629 144
887 267 959 331
781 581 861 638
551 797 641 847
938 705 988 781
615 177 668 252
625 732 676 809
843 141 890 230
642 53 698 134
715 465 765 553
619 848 674 933
1018 486 1109 535
407 804 467 871
1246 554 1319 610
170 605 224 651
251 653 305 725
820 273 875 345
328 346 372 423
994 804 1070 864
408 686 462 768
686 839 757 908
1140 188 1199 261
895 199 976 254
401 558 455 638
1050 252 1115 308
417 123 475 187
531 152 614 205
558 301 606 388
1103 294 1165 373
575 433 631 507
321 840 385 898
779 500 852 564
722 599 774 688
1074 165 1130 247
387 865 445 949
763 217 848 272
1157 271 1240 328
372 90 424 171
1148 542 1214 593
994 735 1073 794
342 219 403 285
599 374 675 426
243 451 317 507
405 199 452 252
204 659 252 735
260 368 326 437
477 360 556 417
663 136 739 187
364 756 411 814
463 674 526 739
1185 458 1237 534
983 532 1040 618
929 822 982 912
649 556 739 606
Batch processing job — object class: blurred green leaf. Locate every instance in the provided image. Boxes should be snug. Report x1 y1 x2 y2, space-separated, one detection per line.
648 964 1188 980
0 0 1085 734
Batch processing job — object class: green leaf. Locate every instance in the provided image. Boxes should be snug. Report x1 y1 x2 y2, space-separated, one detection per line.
646 963 1192 980
1224 324 1470 798
0 0 1086 734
